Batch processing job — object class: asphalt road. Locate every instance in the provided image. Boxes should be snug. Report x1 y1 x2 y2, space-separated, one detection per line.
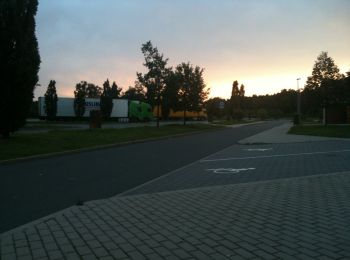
0 120 283 233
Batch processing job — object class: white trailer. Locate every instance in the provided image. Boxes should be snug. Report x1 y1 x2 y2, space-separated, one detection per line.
38 97 129 118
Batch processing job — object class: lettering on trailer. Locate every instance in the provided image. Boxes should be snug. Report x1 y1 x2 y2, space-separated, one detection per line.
244 148 272 152
85 101 100 109
206 168 256 174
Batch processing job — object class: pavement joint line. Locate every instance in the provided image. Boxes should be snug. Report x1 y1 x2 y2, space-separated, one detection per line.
200 149 350 162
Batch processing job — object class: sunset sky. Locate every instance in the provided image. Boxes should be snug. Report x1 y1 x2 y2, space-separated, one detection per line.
34 0 350 99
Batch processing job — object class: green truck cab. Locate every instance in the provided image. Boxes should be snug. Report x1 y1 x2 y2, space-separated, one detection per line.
129 101 153 121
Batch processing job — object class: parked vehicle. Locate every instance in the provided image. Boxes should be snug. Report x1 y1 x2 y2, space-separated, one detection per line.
129 101 153 121
152 105 207 120
38 97 153 121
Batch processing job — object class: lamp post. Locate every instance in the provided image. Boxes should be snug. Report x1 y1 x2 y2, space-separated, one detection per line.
296 78 301 124
156 89 160 128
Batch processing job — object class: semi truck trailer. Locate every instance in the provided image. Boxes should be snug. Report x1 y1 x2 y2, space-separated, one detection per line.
38 97 153 121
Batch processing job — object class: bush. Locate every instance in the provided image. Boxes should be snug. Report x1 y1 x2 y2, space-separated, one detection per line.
257 109 268 119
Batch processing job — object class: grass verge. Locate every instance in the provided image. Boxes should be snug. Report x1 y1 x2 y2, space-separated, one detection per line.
289 124 350 138
0 124 223 161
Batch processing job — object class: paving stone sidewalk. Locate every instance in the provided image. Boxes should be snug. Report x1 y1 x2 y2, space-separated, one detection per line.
2 171 350 260
238 122 347 144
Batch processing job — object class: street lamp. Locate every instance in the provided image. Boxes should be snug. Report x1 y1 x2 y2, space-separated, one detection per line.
296 78 301 124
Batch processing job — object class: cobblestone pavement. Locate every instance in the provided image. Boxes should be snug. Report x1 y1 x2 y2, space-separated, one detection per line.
1 171 350 259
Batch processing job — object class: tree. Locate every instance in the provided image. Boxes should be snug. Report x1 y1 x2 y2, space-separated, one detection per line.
230 80 242 119
86 83 102 98
0 0 40 138
74 82 86 117
100 79 113 118
206 97 226 120
231 81 240 98
305 51 343 91
303 52 343 117
110 81 122 99
239 84 245 97
175 62 208 125
137 41 171 108
44 80 58 120
122 84 146 101
161 70 180 119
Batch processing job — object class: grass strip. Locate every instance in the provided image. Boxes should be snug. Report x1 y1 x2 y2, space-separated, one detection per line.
0 124 223 161
289 124 350 138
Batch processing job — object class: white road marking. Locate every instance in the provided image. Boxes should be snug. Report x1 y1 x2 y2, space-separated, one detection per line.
206 168 256 174
201 149 350 163
244 148 272 152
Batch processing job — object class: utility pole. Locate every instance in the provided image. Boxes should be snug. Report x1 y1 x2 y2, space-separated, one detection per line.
156 78 160 128
297 78 301 124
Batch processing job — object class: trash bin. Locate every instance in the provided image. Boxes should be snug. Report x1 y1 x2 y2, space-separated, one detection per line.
89 110 102 129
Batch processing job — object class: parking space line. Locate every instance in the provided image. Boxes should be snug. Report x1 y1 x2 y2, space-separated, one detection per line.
200 149 350 162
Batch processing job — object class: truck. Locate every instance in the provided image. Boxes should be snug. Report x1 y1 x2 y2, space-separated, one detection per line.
38 97 153 121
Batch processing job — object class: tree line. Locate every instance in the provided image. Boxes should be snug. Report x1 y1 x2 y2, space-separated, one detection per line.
0 0 40 138
44 41 209 123
206 52 350 121
1 0 349 138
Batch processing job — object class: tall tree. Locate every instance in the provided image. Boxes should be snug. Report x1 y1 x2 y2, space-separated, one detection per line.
176 63 208 125
303 52 343 116
231 81 240 99
305 51 343 90
0 0 40 138
100 79 113 118
230 80 242 119
73 82 86 117
136 41 170 109
239 84 245 97
162 71 180 119
44 80 58 120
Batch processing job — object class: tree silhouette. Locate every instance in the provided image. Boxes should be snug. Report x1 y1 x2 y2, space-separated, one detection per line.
176 63 208 125
100 79 113 118
0 0 40 138
305 51 343 91
111 81 122 98
122 85 146 101
74 82 87 117
44 80 58 120
137 41 171 108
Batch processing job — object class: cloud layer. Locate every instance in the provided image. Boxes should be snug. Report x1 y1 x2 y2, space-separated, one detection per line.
35 0 350 98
